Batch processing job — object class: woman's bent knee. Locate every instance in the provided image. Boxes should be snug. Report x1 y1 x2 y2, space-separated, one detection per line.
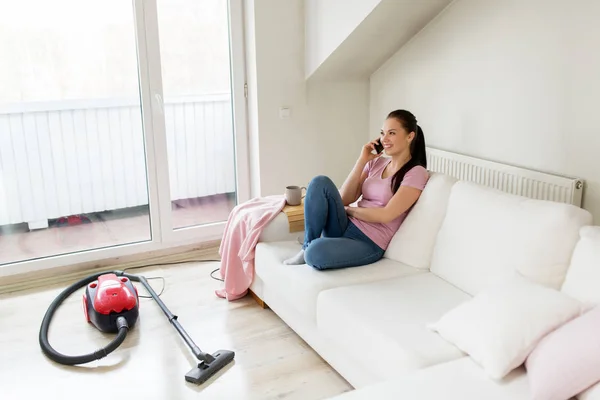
309 175 335 189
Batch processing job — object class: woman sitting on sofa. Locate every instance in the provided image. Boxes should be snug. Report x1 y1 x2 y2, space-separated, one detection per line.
283 109 429 270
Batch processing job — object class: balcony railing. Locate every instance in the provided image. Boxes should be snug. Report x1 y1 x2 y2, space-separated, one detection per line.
0 94 235 228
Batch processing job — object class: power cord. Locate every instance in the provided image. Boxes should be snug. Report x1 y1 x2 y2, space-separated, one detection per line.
210 268 223 282
121 259 223 297
138 277 166 298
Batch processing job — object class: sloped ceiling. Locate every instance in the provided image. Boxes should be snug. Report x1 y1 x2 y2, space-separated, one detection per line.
307 0 454 81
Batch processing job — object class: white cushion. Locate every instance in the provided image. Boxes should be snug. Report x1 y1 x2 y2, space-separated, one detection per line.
254 241 423 321
580 382 600 400
258 212 303 243
562 226 600 307
430 181 593 295
385 172 457 269
429 274 584 380
316 273 470 381
251 275 384 388
326 358 531 400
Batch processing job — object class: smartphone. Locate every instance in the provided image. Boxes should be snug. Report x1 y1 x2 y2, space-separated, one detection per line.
374 138 384 154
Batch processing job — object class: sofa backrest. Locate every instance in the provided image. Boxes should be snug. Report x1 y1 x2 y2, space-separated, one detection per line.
385 172 457 269
561 226 600 306
429 181 593 296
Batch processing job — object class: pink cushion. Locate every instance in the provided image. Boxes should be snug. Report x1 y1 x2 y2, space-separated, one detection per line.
525 305 600 400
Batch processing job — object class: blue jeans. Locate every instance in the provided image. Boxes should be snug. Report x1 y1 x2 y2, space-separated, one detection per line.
302 175 384 270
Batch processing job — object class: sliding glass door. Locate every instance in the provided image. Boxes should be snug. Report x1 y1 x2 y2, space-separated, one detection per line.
0 0 247 271
0 0 151 265
156 0 237 230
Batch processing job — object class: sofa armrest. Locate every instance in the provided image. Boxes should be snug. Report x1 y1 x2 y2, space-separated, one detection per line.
259 212 304 243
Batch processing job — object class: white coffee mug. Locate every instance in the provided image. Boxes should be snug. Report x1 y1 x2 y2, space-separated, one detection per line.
285 185 306 206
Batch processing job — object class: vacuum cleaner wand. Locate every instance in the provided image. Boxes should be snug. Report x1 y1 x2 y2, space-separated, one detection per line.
122 272 235 384
133 275 212 362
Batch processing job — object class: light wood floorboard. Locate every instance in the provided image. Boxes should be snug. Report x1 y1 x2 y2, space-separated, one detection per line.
0 261 353 400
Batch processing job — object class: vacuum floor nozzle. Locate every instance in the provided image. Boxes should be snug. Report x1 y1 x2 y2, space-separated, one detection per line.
185 350 235 385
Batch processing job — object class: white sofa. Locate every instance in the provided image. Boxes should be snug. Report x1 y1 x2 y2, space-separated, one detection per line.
250 172 600 399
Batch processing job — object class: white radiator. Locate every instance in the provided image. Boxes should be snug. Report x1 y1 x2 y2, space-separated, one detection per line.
0 94 236 227
426 147 584 207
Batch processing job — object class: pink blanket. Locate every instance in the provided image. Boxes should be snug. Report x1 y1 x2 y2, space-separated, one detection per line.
216 195 287 301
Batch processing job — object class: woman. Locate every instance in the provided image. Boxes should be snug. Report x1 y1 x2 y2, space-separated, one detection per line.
283 109 429 270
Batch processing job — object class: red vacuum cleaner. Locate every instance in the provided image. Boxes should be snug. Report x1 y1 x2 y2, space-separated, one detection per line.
39 271 234 384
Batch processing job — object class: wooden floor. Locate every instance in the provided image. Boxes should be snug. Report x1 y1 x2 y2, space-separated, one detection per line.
0 262 352 400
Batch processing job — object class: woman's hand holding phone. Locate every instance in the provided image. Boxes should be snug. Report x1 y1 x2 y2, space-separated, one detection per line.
373 138 384 154
359 138 383 164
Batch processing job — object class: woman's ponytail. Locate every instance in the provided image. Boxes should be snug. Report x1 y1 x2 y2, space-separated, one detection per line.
387 110 427 194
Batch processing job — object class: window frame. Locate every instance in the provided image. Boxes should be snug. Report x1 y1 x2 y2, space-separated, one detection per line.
0 0 248 278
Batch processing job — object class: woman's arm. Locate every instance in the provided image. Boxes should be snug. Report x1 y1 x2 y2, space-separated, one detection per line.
339 140 382 206
345 185 423 223
339 159 369 206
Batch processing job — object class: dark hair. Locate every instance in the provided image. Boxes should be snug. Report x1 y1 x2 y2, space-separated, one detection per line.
386 109 427 193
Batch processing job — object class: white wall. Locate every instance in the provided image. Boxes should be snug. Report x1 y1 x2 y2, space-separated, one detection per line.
305 0 380 78
370 0 600 222
246 0 369 197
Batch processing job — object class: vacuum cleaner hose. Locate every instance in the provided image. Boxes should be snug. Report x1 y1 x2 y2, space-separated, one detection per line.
39 271 130 366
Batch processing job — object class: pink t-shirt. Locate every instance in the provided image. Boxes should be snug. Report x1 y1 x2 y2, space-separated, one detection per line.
349 157 429 250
